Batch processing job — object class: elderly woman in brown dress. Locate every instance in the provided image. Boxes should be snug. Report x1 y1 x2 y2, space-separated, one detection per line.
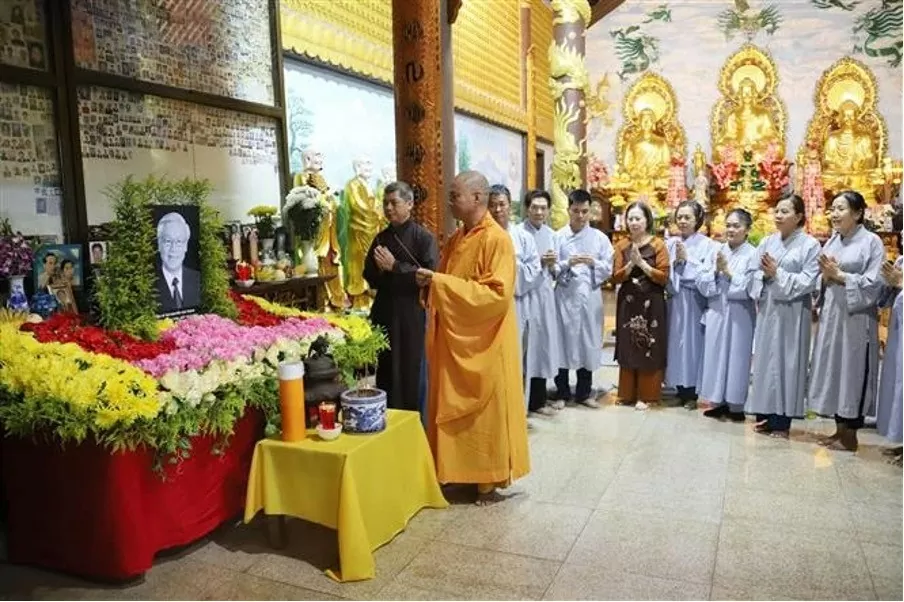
612 201 671 410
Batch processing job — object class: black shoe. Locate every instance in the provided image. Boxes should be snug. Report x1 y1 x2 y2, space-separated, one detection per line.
727 411 746 422
703 405 728 420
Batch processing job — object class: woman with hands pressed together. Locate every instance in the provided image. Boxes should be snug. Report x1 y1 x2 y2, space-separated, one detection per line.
665 200 714 410
697 208 759 422
808 190 886 452
746 194 821 438
876 213 902 465
611 201 670 410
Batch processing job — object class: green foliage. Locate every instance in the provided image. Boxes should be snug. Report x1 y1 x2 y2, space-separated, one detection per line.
199 202 237 319
329 327 389 390
0 373 280 476
96 177 159 339
95 176 236 339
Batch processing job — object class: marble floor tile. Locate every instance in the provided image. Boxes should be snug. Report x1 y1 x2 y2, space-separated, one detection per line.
566 509 720 584
544 561 711 600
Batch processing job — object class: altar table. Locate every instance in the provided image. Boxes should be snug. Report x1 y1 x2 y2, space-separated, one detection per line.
243 409 448 582
1 408 263 581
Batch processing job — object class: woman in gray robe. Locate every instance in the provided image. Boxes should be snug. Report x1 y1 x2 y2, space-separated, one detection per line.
665 201 714 409
877 234 903 465
746 194 821 437
808 191 886 452
696 208 758 422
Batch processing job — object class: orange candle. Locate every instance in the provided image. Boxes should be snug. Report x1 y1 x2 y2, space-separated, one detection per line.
278 361 306 442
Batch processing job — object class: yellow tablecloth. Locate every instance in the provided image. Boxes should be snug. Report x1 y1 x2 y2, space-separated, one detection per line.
243 409 448 582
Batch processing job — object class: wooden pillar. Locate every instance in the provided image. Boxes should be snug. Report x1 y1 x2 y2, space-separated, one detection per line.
548 0 591 229
391 0 459 245
522 1 537 191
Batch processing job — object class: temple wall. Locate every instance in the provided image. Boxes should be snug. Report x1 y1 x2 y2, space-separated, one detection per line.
585 0 903 169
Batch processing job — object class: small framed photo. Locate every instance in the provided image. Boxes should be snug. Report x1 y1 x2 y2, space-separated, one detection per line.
49 283 77 313
88 240 106 265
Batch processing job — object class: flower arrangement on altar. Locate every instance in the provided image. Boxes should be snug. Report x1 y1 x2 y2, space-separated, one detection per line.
247 205 279 239
0 291 371 468
0 228 35 278
0 175 379 471
587 154 609 191
757 143 791 194
283 185 325 242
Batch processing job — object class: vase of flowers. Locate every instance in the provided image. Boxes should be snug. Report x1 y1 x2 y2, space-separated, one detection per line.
0 227 35 313
248 205 278 263
283 186 324 276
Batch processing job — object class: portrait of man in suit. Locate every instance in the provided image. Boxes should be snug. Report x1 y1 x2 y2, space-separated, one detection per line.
154 208 201 315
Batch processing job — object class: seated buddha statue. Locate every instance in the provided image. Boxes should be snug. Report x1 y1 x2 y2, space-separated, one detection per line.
822 100 877 201
622 108 671 195
715 77 782 164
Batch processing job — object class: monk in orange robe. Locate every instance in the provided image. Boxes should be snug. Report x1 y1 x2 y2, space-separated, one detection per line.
416 171 530 505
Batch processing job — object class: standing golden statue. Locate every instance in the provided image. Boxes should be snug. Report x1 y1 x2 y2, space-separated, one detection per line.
608 71 686 214
711 45 786 165
804 57 888 205
293 149 346 311
344 157 381 311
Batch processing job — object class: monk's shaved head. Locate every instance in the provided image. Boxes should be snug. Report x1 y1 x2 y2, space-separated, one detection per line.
449 170 491 227
455 170 489 205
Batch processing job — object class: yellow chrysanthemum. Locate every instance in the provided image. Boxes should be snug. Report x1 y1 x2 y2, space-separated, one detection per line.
0 324 162 429
242 295 373 341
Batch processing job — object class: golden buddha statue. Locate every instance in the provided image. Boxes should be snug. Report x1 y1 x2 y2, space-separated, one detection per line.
822 100 877 198
805 57 889 207
344 157 381 311
294 149 346 310
623 109 671 193
711 46 786 168
609 72 686 208
716 77 782 163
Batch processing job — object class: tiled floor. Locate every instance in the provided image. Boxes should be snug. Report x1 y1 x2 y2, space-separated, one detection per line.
1 369 901 601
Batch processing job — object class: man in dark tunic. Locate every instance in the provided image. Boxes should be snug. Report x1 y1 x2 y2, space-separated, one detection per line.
363 181 439 412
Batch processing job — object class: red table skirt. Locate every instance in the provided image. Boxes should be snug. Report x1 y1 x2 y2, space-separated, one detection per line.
1 409 263 581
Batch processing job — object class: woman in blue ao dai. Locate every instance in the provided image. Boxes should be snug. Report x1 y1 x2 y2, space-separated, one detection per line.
666 201 714 409
746 194 821 437
808 191 886 452
696 208 758 422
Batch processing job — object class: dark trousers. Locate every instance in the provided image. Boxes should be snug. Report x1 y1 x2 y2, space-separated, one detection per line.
835 415 864 430
555 368 592 402
768 414 792 431
528 378 547 412
676 385 698 402
835 343 871 431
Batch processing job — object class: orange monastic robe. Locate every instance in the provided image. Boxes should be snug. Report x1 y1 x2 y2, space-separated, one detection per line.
424 212 530 485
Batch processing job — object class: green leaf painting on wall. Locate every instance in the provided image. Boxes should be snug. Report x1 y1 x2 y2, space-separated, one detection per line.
609 4 670 81
716 0 783 42
286 92 314 175
811 0 902 69
853 0 903 68
458 136 471 172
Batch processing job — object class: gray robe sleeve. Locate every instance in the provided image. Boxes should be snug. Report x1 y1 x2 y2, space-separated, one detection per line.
773 238 821 301
841 234 886 312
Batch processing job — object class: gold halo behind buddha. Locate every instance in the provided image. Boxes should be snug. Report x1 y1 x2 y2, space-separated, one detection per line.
710 44 787 162
804 56 887 202
616 71 686 168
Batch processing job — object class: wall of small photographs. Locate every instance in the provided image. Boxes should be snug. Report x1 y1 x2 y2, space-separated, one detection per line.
79 86 280 225
0 0 48 71
0 83 64 238
71 0 274 105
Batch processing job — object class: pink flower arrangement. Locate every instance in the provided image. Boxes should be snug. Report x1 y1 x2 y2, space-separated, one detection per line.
587 154 609 190
134 314 335 378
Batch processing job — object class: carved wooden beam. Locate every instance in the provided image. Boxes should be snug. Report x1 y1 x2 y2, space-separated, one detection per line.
588 0 625 27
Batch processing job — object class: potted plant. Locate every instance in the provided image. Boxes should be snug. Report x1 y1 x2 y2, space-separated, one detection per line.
283 186 324 275
330 328 389 433
247 205 278 258
0 220 35 313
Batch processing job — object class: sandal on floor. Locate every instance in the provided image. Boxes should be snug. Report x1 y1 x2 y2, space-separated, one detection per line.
753 420 770 433
881 446 903 457
768 430 790 439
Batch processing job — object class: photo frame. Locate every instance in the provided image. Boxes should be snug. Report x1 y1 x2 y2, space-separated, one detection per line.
88 240 107 265
33 243 83 291
152 204 201 317
49 282 77 313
